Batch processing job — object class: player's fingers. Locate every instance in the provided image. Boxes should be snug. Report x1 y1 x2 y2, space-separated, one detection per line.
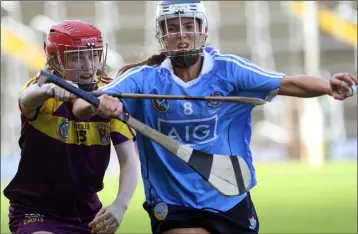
348 73 357 85
329 77 341 87
91 217 114 233
112 104 123 117
106 97 119 113
63 91 71 101
332 92 347 101
52 81 77 102
98 96 112 113
330 78 350 92
88 211 107 227
333 72 348 79
335 73 354 86
56 87 66 101
62 91 72 101
95 207 106 218
97 96 122 118
46 87 55 98
97 220 118 234
69 93 78 101
55 87 63 100
98 224 118 234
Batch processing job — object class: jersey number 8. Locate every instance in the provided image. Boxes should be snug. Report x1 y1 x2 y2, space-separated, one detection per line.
183 102 193 115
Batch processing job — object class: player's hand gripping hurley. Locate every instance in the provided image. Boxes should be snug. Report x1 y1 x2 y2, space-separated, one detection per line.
37 70 253 197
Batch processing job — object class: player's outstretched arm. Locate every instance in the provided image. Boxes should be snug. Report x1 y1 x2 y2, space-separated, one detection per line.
278 73 357 99
89 140 139 233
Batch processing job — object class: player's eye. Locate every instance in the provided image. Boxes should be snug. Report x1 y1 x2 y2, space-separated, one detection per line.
167 27 176 33
186 25 193 30
71 56 79 62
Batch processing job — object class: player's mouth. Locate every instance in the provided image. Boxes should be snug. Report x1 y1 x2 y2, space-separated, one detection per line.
177 42 190 50
79 74 93 80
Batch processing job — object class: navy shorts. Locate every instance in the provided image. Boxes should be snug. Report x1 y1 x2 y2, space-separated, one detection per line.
143 192 259 234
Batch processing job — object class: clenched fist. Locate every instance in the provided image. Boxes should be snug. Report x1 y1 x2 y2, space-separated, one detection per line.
329 72 357 100
94 94 123 118
45 81 78 102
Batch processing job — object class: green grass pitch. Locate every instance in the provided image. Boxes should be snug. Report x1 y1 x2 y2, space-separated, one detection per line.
1 162 356 233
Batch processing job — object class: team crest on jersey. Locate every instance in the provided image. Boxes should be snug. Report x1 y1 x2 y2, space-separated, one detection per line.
208 91 222 108
248 214 257 230
56 119 69 141
96 123 111 144
153 202 168 221
23 213 44 225
152 99 169 112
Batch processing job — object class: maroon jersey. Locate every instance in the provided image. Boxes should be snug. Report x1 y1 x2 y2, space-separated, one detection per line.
4 75 136 221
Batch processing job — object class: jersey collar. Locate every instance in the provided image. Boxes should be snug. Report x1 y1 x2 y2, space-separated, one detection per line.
159 48 214 88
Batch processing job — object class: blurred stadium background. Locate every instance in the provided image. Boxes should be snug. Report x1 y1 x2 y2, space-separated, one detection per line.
1 1 357 233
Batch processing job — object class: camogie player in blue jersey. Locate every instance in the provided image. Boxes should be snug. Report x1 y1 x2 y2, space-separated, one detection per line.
72 1 357 233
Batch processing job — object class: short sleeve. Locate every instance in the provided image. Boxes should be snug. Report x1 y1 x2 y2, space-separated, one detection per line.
230 56 285 102
110 118 136 145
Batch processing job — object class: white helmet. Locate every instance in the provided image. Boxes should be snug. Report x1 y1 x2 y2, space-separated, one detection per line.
155 1 208 68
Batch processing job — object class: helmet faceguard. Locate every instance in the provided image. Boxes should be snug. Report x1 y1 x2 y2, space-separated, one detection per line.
44 20 108 91
155 1 208 68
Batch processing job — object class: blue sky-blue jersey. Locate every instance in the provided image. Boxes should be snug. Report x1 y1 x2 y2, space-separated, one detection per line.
100 47 284 211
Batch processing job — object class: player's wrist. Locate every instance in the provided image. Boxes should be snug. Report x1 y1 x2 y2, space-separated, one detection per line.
90 104 98 114
112 199 128 212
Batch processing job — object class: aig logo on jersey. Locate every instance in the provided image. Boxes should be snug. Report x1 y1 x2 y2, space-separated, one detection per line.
152 99 170 112
208 91 222 108
158 115 218 145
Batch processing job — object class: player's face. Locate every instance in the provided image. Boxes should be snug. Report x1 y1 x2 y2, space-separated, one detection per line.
64 50 100 84
162 17 206 52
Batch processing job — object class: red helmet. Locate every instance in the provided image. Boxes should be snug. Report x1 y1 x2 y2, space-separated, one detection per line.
44 20 107 90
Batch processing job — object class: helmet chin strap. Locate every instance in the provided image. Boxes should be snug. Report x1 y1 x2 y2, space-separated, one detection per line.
168 48 203 68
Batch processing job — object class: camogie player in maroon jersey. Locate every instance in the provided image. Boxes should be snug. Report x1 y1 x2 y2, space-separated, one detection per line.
3 20 139 234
